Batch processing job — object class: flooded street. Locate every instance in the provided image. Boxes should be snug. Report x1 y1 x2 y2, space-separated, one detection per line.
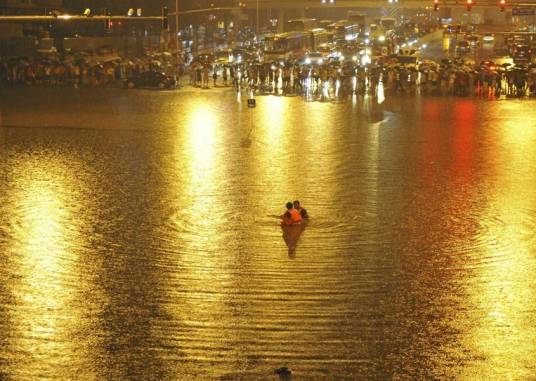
1 87 536 380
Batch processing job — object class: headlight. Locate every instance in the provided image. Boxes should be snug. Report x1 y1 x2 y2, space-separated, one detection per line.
340 55 345 61
319 58 324 64
305 58 311 64
364 38 370 44
352 56 358 61
379 35 386 42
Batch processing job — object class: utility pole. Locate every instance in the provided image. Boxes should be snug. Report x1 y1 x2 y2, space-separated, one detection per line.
175 0 179 52
256 0 259 37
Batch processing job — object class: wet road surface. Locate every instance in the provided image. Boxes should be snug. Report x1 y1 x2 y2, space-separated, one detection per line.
1 87 536 380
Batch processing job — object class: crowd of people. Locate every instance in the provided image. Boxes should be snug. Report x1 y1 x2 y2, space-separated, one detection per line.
0 51 184 88
190 58 536 99
3 49 536 100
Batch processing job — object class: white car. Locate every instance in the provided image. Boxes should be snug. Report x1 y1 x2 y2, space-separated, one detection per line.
304 52 324 65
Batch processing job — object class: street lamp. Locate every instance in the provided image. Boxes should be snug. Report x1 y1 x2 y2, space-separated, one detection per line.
176 0 179 52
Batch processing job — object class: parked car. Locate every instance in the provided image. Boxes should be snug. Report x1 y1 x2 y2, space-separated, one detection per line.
125 71 176 89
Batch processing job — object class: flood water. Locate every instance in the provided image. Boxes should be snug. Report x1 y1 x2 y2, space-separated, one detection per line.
1 87 535 380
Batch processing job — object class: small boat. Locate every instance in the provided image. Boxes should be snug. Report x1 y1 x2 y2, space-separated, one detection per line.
281 219 308 253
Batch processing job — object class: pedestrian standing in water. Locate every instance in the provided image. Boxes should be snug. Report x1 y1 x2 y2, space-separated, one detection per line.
222 66 228 86
203 66 209 88
213 66 218 87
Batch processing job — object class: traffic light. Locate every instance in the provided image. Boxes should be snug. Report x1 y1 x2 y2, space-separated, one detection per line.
434 0 439 11
162 6 168 30
467 0 472 11
500 0 506 12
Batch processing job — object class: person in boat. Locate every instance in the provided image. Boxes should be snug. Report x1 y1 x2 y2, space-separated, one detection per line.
281 201 302 226
293 200 308 219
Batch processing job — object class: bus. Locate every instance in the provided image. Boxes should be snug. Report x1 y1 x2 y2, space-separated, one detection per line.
327 20 360 43
286 18 318 32
264 31 312 61
263 29 332 62
318 19 334 29
310 28 333 49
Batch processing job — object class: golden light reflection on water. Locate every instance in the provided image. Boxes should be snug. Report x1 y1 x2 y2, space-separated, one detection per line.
254 96 290 206
461 110 536 379
5 156 79 379
182 103 224 263
443 36 451 52
301 102 339 202
186 107 218 187
3 89 536 380
168 102 231 362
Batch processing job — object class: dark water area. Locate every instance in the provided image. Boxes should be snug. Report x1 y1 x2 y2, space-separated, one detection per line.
1 87 535 380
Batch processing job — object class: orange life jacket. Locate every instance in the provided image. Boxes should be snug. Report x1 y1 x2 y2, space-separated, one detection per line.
289 208 302 224
281 211 292 226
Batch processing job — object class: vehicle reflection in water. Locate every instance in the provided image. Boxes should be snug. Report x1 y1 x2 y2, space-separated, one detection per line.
0 88 535 380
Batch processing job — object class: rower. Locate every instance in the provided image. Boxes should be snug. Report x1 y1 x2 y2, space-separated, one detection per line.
281 202 302 226
293 200 308 219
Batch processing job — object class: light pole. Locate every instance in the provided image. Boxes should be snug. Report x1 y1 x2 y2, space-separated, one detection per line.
256 0 259 36
175 0 179 52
